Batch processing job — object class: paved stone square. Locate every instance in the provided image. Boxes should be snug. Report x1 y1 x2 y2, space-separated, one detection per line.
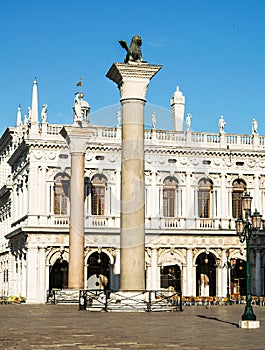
0 304 265 349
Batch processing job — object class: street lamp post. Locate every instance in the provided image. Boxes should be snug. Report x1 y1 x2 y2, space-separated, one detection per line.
235 192 262 329
224 250 236 303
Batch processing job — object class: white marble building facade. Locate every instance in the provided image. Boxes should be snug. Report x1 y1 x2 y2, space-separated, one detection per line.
0 80 265 303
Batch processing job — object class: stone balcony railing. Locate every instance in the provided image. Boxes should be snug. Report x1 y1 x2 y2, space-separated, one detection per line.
10 214 241 233
45 123 265 151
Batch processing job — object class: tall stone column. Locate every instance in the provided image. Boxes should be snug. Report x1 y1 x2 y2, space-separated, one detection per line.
60 127 93 289
107 63 162 290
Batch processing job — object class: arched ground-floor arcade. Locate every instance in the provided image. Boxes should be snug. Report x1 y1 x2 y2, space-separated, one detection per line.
1 231 265 303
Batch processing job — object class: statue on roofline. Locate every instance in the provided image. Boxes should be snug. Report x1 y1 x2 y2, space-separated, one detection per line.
218 115 226 133
119 35 147 64
73 91 90 126
116 107 121 128
152 112 156 129
252 118 258 134
41 104 48 122
186 113 192 131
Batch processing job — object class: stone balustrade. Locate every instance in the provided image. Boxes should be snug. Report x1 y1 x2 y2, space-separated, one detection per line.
9 214 241 232
45 123 265 151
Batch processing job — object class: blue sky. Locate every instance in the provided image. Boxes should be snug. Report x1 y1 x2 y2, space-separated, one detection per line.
0 0 265 135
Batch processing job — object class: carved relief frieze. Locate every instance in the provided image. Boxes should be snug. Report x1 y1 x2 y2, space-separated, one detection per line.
208 174 221 186
247 159 256 168
145 155 153 164
12 153 29 177
48 248 69 265
158 247 186 266
47 151 56 160
259 160 265 168
213 158 221 167
224 158 233 167
176 173 186 185
106 247 116 257
191 158 199 166
157 156 165 165
10 235 27 252
145 247 152 258
84 169 93 178
144 170 152 185
32 150 43 160
108 153 119 163
179 157 189 165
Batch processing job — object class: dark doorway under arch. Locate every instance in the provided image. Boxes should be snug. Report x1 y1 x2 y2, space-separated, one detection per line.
231 259 246 296
196 252 216 296
49 259 68 291
160 264 181 292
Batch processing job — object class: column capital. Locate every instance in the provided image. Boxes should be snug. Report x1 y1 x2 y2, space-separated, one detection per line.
60 126 94 153
106 62 162 101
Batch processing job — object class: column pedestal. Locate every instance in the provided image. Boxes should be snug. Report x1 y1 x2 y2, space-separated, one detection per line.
107 62 162 291
239 320 260 329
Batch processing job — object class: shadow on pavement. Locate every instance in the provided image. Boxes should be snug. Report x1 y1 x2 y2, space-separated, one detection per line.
197 314 238 327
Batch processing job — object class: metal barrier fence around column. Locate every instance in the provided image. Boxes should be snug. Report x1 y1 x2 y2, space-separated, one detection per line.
79 289 182 312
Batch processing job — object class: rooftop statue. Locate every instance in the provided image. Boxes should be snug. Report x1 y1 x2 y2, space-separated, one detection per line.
252 118 258 134
73 91 90 126
119 35 147 63
186 113 192 131
218 115 226 133
41 104 48 122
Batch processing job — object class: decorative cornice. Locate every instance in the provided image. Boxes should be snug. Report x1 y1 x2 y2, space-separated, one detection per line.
8 141 28 166
0 185 12 198
0 127 15 153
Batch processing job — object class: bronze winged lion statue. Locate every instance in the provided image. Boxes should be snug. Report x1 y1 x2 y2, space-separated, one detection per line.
119 35 147 63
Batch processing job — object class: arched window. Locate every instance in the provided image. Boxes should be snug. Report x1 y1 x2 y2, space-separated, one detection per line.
232 179 246 218
198 178 213 218
54 173 70 215
163 177 178 217
91 174 107 215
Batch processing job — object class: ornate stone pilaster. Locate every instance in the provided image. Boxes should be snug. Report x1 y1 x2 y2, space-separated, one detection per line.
185 248 193 296
28 163 39 219
255 249 262 296
107 63 162 291
38 247 46 303
26 246 38 303
151 248 159 290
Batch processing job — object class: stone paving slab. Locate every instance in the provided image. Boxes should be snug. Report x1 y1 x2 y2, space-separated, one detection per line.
0 304 265 349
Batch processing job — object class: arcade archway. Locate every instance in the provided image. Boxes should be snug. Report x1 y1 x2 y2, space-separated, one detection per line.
87 251 110 290
196 252 216 296
160 264 181 292
49 259 68 291
231 258 246 296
